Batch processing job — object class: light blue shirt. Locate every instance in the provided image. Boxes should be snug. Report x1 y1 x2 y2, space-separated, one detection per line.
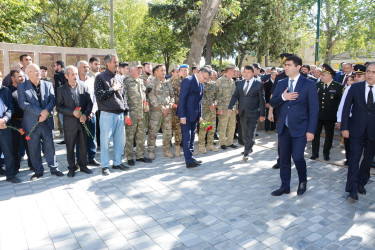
0 95 5 118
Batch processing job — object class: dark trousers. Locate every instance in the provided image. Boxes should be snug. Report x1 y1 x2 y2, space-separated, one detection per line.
76 114 96 161
279 126 307 189
0 128 15 178
265 108 276 131
96 111 101 147
27 123 56 175
240 114 258 155
346 137 375 192
181 120 198 164
11 120 32 173
66 125 88 170
312 119 335 157
236 114 243 143
344 138 350 161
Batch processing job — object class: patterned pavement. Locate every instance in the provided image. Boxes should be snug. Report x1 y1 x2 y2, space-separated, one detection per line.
0 131 374 250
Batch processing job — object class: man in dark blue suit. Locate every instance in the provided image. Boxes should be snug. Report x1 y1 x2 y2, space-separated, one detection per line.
177 67 212 168
18 64 64 180
341 63 375 201
270 55 319 196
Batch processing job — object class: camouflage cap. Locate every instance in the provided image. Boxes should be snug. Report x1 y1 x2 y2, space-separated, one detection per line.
130 61 142 68
225 64 236 70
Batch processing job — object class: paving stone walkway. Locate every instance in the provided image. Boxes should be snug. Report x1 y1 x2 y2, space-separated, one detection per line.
0 131 374 250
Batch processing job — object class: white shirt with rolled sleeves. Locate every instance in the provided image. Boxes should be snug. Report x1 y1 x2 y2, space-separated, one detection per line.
78 77 98 114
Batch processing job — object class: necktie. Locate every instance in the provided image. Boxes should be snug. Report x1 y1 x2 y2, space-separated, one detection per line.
285 79 295 127
324 84 328 89
244 81 250 95
368 86 373 110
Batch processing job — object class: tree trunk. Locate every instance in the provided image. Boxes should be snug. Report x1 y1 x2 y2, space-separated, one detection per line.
265 55 269 67
186 0 221 67
205 33 213 65
219 54 223 71
256 53 262 64
237 49 246 70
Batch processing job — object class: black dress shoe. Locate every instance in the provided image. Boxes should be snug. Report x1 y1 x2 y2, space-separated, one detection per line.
67 170 75 177
297 182 307 196
51 170 64 177
220 145 227 150
271 187 290 196
136 158 152 163
57 140 66 145
272 163 280 169
310 155 318 160
324 155 330 161
80 167 93 174
358 185 366 195
88 159 100 166
228 144 237 148
6 176 21 183
192 158 202 164
30 173 43 180
347 190 358 201
127 159 135 166
102 167 110 176
112 164 130 171
186 162 200 168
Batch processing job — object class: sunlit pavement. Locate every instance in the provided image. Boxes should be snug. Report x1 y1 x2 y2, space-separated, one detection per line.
0 130 374 249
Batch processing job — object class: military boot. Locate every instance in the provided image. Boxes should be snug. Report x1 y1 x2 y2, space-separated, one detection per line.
199 146 207 154
163 150 174 158
206 144 218 152
175 146 181 157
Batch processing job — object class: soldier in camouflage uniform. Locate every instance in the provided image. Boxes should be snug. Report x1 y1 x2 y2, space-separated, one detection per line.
140 62 152 84
146 64 175 160
170 64 190 156
198 70 219 154
216 64 238 149
124 62 152 166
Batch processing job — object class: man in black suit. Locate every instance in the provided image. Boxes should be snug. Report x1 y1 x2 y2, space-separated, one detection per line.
338 63 353 86
341 62 375 201
56 66 93 177
228 65 266 161
311 64 343 161
54 60 67 144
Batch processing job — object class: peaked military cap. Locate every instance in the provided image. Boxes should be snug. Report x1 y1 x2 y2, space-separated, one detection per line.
280 53 294 63
353 64 366 75
321 63 336 77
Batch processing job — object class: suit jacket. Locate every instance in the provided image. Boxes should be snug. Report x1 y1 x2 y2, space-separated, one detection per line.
18 80 55 132
263 79 274 103
228 79 266 118
338 73 352 85
0 86 13 123
341 81 375 140
56 83 93 131
270 75 319 137
177 75 203 122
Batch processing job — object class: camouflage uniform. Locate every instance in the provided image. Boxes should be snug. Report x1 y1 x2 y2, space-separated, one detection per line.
216 76 237 146
147 77 175 155
141 73 153 129
198 80 217 147
169 76 183 146
124 76 148 160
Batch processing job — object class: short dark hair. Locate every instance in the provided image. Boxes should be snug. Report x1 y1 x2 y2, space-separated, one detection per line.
55 60 65 68
271 67 276 71
119 62 129 68
19 54 28 61
171 69 178 73
10 69 21 78
286 55 303 67
89 57 100 63
198 67 212 76
40 66 48 71
143 62 151 67
302 64 311 71
243 65 254 73
192 66 199 70
366 62 375 69
153 64 164 74
260 69 265 74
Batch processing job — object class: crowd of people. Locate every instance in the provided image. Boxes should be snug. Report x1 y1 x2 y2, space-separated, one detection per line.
0 52 374 202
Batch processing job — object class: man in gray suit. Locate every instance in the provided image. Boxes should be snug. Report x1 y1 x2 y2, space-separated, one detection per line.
18 64 64 180
56 66 93 177
228 65 266 161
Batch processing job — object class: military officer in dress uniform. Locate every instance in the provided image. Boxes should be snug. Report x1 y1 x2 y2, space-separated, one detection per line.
311 63 343 161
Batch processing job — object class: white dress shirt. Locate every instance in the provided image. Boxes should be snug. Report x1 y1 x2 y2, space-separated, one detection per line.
282 74 300 101
243 78 254 95
77 76 98 114
365 82 375 103
337 86 351 122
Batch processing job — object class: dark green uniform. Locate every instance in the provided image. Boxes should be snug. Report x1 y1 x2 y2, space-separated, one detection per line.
312 80 343 158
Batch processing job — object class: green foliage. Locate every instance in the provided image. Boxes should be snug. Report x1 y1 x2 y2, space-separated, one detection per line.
0 0 41 42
